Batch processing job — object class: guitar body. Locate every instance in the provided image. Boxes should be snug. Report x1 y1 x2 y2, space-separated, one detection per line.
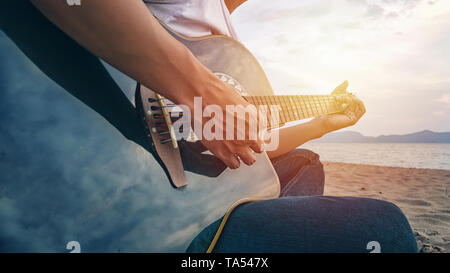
0 26 279 252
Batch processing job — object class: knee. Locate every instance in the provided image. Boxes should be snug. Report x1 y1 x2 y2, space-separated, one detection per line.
276 148 324 176
277 149 325 196
288 149 322 166
353 198 418 253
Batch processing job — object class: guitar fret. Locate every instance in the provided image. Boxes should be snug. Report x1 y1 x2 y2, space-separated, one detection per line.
269 96 276 127
285 96 294 122
247 96 255 105
297 96 306 119
292 96 298 119
320 96 325 113
325 96 331 113
312 96 319 116
300 96 307 117
244 93 346 128
294 96 302 120
310 96 316 116
285 96 293 122
307 96 312 117
262 96 268 128
312 96 318 116
284 96 291 122
320 97 326 114
288 96 297 121
281 96 287 124
264 96 271 127
301 96 308 119
280 96 287 122
275 96 282 127
303 96 310 117
290 96 297 121
317 96 324 115
300 97 306 119
252 96 259 107
323 96 330 113
295 96 300 117
316 96 322 115
330 97 338 112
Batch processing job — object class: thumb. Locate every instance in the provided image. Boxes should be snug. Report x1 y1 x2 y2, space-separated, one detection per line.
332 80 349 95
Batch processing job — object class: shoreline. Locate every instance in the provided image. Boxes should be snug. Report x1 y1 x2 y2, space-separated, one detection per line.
322 162 450 253
322 161 450 172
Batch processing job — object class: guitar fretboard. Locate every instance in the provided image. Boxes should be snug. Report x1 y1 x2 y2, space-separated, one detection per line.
244 94 344 128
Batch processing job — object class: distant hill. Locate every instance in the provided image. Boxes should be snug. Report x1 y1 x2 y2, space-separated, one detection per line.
312 130 450 143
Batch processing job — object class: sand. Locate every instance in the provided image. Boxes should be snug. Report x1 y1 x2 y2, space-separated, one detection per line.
323 162 450 253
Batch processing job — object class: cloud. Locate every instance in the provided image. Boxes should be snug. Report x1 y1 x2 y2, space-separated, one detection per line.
347 0 439 19
438 94 450 104
433 111 446 117
365 4 385 18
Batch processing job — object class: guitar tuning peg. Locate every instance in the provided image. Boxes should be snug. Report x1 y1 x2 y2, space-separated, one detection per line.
155 122 166 127
151 105 176 111
148 97 162 103
160 138 173 144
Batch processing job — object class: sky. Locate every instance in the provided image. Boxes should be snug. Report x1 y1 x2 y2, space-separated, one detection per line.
231 0 450 136
0 0 449 252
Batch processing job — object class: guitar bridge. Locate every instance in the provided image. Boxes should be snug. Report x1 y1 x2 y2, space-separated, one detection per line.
136 84 187 188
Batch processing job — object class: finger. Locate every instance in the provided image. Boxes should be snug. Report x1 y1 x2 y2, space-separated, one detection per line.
234 146 257 166
336 96 352 110
332 80 349 95
351 96 366 116
357 102 366 118
360 102 366 115
208 144 241 169
336 95 352 104
249 139 264 153
232 140 263 154
221 152 240 169
355 96 366 112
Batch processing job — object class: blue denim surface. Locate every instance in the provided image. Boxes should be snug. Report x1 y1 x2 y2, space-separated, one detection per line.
187 149 418 253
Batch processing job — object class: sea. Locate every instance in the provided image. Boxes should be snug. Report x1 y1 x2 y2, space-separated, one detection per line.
300 143 450 170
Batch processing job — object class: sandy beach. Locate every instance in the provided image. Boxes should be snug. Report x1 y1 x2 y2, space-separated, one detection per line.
323 162 450 253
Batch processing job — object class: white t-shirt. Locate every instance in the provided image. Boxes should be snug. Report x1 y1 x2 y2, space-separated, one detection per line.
143 0 238 39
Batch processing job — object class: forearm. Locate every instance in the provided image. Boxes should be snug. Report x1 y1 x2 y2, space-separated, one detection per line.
266 119 328 159
225 0 247 13
31 0 263 169
31 0 215 107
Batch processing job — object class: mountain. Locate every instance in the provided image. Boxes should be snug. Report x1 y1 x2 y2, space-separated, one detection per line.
312 130 450 143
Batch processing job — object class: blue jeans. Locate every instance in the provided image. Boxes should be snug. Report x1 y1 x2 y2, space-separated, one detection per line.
187 149 418 253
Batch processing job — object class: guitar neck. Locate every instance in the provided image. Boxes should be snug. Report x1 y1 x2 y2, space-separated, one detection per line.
244 94 345 128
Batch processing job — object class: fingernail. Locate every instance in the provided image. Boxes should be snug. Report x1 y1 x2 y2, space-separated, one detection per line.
234 161 240 169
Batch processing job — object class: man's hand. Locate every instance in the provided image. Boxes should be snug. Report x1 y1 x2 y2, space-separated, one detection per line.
189 75 264 169
317 81 366 133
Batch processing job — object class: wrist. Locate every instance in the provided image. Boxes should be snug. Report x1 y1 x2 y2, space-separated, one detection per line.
145 45 215 109
309 117 331 138
170 53 220 110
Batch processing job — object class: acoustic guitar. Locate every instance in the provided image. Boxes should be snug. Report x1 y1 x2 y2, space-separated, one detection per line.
133 22 351 252
0 22 351 253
